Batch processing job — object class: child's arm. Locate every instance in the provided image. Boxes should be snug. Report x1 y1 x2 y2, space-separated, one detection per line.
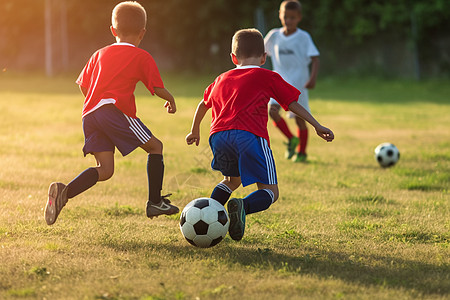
154 87 176 114
288 101 334 142
186 100 209 146
304 56 320 89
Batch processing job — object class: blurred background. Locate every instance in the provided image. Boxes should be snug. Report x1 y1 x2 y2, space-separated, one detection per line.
0 0 449 79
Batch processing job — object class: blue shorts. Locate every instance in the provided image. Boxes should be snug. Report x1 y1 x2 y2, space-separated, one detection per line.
82 104 152 156
209 130 277 187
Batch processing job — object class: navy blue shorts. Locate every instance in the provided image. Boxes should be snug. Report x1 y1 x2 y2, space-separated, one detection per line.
82 104 152 156
209 130 277 187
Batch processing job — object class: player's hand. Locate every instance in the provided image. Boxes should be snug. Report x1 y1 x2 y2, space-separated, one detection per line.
315 125 334 142
186 132 200 146
165 100 176 114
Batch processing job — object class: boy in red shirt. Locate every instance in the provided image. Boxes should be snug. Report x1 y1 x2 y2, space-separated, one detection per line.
186 29 334 241
45 1 179 225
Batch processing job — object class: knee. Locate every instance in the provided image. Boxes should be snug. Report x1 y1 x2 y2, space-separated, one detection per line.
227 182 240 191
223 177 241 191
150 138 163 153
143 137 163 154
229 182 241 191
97 167 114 181
157 138 163 150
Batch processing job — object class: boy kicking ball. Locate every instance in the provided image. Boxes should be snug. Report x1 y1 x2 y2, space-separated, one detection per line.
45 1 179 225
186 28 334 241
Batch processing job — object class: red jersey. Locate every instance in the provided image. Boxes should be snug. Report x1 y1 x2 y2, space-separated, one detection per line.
203 66 300 143
76 43 164 118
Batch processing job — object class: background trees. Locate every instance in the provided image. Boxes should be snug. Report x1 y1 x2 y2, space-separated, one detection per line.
0 0 448 77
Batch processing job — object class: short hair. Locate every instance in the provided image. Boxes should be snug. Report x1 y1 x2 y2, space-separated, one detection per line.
280 0 302 13
111 1 147 36
231 29 265 59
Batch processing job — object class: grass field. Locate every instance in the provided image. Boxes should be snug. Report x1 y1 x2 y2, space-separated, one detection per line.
0 73 449 299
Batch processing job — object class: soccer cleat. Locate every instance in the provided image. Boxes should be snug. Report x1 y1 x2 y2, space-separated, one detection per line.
45 182 68 225
227 198 246 241
293 152 307 163
146 193 179 219
284 137 299 159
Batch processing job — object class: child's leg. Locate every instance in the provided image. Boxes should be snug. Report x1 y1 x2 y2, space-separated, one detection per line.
242 183 279 215
271 104 299 159
45 151 111 225
295 116 308 155
140 135 163 204
270 104 294 140
93 151 115 181
225 176 245 241
66 151 113 199
227 183 278 241
211 176 241 206
140 135 179 218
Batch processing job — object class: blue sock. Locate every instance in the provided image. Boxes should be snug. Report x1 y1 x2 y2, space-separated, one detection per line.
243 189 274 215
210 183 232 206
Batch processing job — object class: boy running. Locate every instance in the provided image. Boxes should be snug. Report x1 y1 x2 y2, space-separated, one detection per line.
186 28 333 241
44 1 179 225
265 0 320 162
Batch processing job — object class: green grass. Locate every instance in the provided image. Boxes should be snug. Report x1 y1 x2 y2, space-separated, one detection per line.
0 73 449 299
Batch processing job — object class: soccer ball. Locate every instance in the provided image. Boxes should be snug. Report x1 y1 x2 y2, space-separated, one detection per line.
374 143 400 167
179 198 229 248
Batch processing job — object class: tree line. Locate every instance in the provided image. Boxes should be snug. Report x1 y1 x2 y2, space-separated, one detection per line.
0 0 449 77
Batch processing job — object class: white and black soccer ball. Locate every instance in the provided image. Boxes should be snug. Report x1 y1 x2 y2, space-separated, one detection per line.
179 198 229 248
375 143 400 168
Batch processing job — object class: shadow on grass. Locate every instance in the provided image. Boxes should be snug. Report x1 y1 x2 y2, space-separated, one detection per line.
108 238 449 296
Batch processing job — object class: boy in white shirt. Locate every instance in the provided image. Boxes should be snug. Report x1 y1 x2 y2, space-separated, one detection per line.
265 0 320 162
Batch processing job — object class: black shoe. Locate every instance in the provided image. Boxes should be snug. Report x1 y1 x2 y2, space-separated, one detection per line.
146 193 179 219
227 198 246 241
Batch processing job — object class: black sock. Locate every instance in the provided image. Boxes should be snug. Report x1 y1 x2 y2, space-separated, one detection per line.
66 167 99 199
210 183 232 206
147 154 164 204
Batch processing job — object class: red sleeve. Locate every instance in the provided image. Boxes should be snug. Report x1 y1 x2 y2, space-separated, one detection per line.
141 54 164 95
76 51 98 88
202 81 216 108
271 72 301 111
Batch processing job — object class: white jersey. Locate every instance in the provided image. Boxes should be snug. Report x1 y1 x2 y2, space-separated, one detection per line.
264 28 319 89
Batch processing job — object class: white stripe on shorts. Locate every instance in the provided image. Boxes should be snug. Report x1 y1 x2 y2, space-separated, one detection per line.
130 117 152 142
259 138 276 185
124 115 151 144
